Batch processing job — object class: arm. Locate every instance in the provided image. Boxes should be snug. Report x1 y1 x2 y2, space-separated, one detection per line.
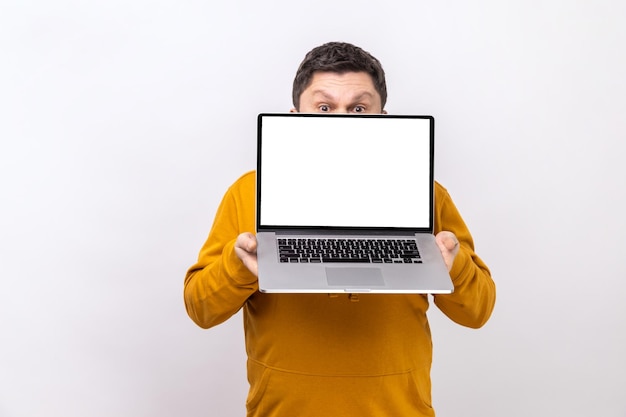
183 174 258 329
432 184 496 328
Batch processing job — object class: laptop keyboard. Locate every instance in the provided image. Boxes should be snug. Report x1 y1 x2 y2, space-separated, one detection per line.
277 238 422 264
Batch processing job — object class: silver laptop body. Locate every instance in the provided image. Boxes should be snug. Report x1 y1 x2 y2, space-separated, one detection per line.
256 113 453 294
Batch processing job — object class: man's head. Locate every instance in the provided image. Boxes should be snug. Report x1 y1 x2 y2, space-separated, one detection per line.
291 42 387 114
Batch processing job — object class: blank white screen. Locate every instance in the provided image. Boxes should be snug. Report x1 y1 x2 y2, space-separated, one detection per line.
259 115 432 228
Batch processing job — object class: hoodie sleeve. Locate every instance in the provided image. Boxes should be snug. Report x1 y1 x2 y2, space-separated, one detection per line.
432 184 496 328
183 172 258 329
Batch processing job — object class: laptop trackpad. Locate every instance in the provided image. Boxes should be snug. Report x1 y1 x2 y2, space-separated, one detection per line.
326 267 385 287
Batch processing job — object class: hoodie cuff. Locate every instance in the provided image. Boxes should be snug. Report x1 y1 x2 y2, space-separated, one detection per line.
448 247 472 285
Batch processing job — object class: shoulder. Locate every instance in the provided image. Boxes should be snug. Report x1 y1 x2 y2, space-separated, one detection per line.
434 180 451 204
433 181 460 231
228 170 256 192
220 171 256 213
235 170 256 184
215 171 256 227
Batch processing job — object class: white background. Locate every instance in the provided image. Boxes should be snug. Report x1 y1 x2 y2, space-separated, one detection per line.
1 1 625 416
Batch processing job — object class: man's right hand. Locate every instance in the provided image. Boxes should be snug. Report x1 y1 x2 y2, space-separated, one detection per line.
234 232 258 277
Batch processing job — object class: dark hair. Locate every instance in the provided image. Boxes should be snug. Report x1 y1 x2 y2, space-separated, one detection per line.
292 42 387 110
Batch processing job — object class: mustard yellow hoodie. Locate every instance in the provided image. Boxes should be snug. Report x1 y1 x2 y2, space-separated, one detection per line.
185 171 495 417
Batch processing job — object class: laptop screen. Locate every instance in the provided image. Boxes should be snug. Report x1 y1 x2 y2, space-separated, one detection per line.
257 113 434 230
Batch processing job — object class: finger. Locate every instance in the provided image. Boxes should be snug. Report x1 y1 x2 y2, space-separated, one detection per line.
245 234 258 253
437 232 459 252
447 236 459 251
237 232 257 253
248 260 258 277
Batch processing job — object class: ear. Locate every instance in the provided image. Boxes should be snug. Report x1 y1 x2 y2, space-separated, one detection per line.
382 109 388 114
289 108 298 113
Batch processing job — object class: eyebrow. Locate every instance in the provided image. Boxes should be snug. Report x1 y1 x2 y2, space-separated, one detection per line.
351 92 374 102
310 90 336 101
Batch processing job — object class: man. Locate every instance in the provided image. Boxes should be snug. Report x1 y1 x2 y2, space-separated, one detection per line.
184 42 496 417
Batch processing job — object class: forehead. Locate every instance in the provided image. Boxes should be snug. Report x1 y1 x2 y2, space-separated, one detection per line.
305 71 378 97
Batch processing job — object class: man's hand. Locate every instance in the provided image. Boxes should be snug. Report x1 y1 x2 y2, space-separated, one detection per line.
435 231 460 272
235 232 258 277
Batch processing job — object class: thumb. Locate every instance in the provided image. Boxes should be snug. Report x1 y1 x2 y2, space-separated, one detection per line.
436 231 459 252
236 232 257 253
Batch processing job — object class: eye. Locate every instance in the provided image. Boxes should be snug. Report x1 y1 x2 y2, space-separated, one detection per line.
319 105 330 112
353 105 365 113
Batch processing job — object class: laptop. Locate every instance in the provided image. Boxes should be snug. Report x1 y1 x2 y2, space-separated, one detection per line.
255 113 453 294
